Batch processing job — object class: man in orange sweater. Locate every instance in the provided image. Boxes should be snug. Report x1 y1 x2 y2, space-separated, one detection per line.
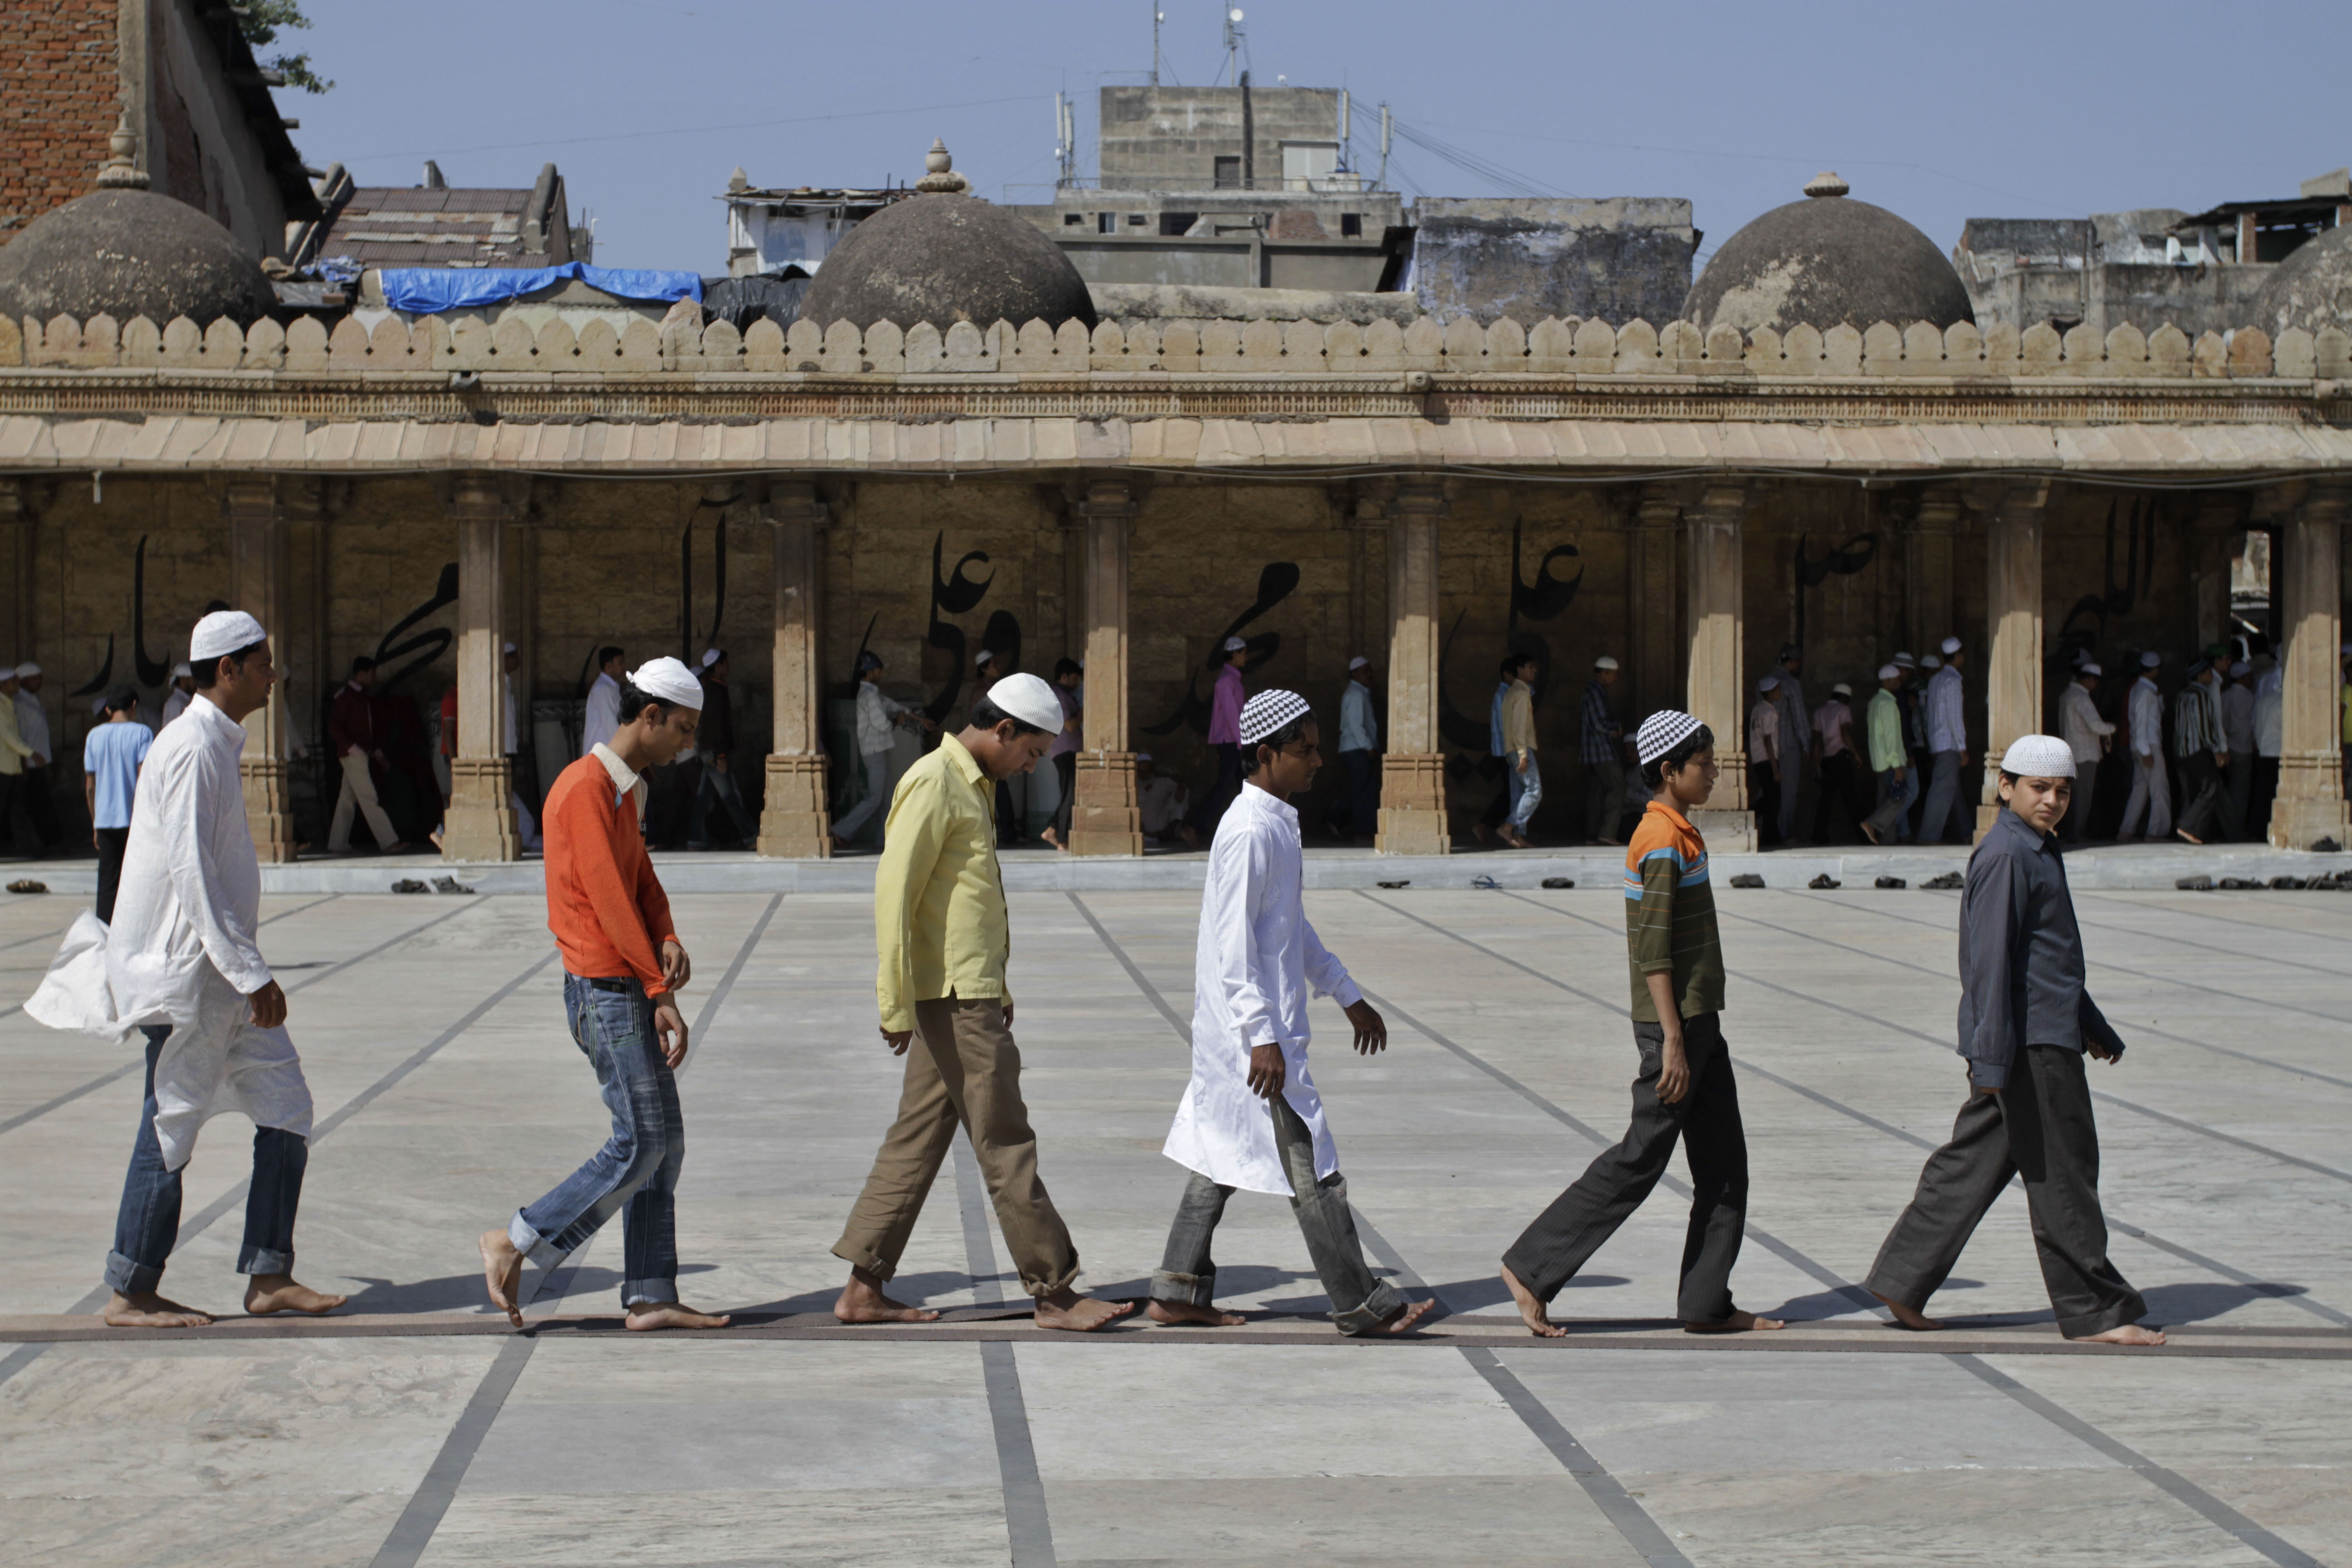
479 657 730 1332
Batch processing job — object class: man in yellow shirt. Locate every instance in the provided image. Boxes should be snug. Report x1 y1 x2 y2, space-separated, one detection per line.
832 672 1132 1333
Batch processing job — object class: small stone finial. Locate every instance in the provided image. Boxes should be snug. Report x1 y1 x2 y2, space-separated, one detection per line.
96 112 149 191
1803 171 1850 199
728 165 750 193
914 138 971 196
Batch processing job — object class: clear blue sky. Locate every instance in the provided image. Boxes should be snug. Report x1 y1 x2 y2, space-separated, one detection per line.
285 0 2346 277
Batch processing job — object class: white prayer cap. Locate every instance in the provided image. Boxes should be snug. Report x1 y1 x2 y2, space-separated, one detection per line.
13 661 38 678
627 656 705 711
504 640 517 653
190 609 267 661
984 671 1063 732
2140 650 2161 668
1636 709 1703 765
1922 653 1942 670
1757 673 1779 693
701 648 723 668
2000 735 2076 779
1240 688 1313 745
1940 635 1962 655
975 648 997 668
1593 654 1619 671
2078 661 2103 677
1222 635 1248 652
171 661 191 678
1348 655 1370 670
1831 681 1852 696
1877 663 1900 681
1135 751 1153 763
1892 651 1916 669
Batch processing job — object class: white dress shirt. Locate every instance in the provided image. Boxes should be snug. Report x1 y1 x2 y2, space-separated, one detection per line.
582 671 622 759
14 689 50 761
855 680 914 755
2127 676 2164 759
2255 668 2283 757
1748 699 1780 765
1163 782 1362 1196
1338 680 1378 755
161 686 191 727
1927 664 1967 753
2060 681 2114 764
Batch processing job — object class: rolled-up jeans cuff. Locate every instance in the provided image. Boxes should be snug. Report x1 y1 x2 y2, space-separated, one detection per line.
622 1277 678 1310
509 1211 568 1271
1151 1268 1216 1308
1336 1280 1409 1336
236 1245 294 1278
103 1251 164 1296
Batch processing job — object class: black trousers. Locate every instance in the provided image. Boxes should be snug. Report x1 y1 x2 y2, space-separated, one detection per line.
1865 1045 2145 1339
94 827 131 924
2175 752 2224 842
1502 1012 1749 1323
1194 742 1243 833
1049 751 1076 840
1326 749 1377 838
21 763 59 845
1751 763 1781 847
1811 751 1867 844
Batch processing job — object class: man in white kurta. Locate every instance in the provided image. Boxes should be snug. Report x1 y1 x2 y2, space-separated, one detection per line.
1152 689 1433 1336
29 611 344 1328
2118 652 2172 841
582 647 625 759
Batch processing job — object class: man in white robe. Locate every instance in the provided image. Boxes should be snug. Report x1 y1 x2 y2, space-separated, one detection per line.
582 646 625 759
2117 651 2172 841
160 662 195 727
28 611 346 1328
1151 689 1434 1336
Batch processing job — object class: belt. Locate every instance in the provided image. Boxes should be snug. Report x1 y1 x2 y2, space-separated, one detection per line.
586 976 636 994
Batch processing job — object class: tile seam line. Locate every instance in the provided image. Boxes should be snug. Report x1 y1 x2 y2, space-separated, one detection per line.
0 891 321 957
956 1122 1057 1566
1353 890 2346 1326
1486 888 2352 1186
2074 886 2352 956
1064 893 1695 1568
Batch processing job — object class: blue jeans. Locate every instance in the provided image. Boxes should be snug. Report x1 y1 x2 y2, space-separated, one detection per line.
510 975 684 1308
687 757 760 849
106 1027 307 1295
1507 754 1543 833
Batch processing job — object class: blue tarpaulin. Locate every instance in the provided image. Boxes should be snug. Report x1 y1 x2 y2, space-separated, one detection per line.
378 263 703 314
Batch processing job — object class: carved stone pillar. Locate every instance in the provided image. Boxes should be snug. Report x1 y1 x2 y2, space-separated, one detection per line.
1974 481 2050 839
1068 481 1142 856
1377 480 1450 855
1629 487 1681 725
2191 492 2245 652
1906 486 1960 656
1 481 34 666
1683 484 1753 850
441 475 520 862
757 482 833 858
224 477 299 862
2269 482 2350 848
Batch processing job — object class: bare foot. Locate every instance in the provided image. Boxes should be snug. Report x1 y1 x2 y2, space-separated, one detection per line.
479 1228 524 1328
1357 1298 1438 1336
244 1274 347 1316
1859 822 1882 845
1146 1298 1247 1327
1034 1288 1136 1332
1872 1290 1944 1331
1501 1264 1564 1338
625 1300 732 1331
102 1290 212 1328
1684 1309 1785 1334
833 1267 941 1324
2077 1322 2166 1346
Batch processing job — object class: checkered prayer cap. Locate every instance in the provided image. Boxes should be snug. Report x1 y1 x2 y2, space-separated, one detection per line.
1239 689 1313 745
1636 709 1703 766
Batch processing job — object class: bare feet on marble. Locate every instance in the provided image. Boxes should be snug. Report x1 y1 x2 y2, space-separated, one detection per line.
479 1228 524 1328
1684 1309 1785 1334
1146 1299 1248 1327
834 1267 941 1324
625 1301 732 1331
1034 1289 1135 1332
1501 1264 1565 1338
244 1274 346 1316
1359 1298 1437 1336
102 1291 213 1328
1872 1291 1945 1331
2077 1323 2167 1347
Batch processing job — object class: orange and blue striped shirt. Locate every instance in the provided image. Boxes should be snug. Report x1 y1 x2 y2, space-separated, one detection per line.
1622 799 1724 1021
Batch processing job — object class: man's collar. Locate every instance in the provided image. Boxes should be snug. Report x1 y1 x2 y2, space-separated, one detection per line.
591 742 639 796
1646 797 1695 833
1996 805 2056 852
1242 779 1298 823
939 730 986 787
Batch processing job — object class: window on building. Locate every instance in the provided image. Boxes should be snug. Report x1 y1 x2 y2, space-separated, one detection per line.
1280 142 1339 192
1063 213 1084 226
1213 156 1242 189
1127 213 1149 225
1161 211 1199 236
1098 212 1117 234
1340 212 1362 237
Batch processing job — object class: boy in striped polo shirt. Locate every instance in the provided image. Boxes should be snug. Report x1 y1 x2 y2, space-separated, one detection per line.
1500 710 1783 1337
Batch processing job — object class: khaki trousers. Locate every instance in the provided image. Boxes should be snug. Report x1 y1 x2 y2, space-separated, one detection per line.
833 996 1080 1299
328 750 399 851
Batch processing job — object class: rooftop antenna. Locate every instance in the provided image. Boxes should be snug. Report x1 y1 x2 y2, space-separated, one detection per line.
1220 7 1246 87
1054 92 1077 186
1337 88 1350 171
1152 5 1165 86
1378 101 1390 190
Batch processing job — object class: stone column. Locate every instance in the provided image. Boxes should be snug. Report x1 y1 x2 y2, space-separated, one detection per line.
1068 481 1142 856
1377 481 1449 855
757 482 833 858
225 477 299 863
1906 486 1960 655
1629 487 1681 724
2269 482 2350 849
2191 492 2245 652
0 481 34 665
1682 484 1753 850
441 475 520 862
1974 481 2050 839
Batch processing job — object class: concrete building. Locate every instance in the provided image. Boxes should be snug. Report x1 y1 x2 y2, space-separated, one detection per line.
5 140 2349 869
287 160 590 273
1410 197 1694 325
719 175 907 279
0 0 317 260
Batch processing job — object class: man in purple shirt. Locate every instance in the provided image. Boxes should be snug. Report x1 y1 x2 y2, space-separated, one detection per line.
1200 636 1249 833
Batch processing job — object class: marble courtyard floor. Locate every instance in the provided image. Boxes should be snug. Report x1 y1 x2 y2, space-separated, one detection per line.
2 883 2347 1567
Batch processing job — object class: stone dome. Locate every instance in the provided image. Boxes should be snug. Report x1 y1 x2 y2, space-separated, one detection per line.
1681 172 1974 335
797 141 1096 333
2249 225 2352 337
0 124 274 328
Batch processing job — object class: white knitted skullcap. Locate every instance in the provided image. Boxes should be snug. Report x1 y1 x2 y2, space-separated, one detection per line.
504 640 517 653
2000 735 2076 779
13 661 38 678
1348 655 1370 670
1636 709 1703 765
1877 663 1900 681
628 656 705 711
985 671 1063 732
1922 654 1942 670
1892 651 1916 668
1831 681 1852 696
1940 635 1962 655
2079 662 2103 677
1239 688 1313 745
190 610 267 660
171 661 191 678
1222 635 1248 652
1757 674 1779 693
2140 650 2161 668
1593 654 1619 671
701 648 723 668
1135 751 1153 763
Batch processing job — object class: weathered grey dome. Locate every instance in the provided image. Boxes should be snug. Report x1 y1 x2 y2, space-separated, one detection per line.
1681 174 1973 334
798 142 1094 333
2249 225 2352 337
0 187 275 328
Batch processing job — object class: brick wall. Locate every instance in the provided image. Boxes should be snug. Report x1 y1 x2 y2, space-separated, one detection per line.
0 0 119 243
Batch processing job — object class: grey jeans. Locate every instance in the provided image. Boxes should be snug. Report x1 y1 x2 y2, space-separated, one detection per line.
1151 1093 1405 1335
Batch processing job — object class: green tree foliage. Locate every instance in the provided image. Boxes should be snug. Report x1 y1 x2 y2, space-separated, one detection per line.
239 0 333 95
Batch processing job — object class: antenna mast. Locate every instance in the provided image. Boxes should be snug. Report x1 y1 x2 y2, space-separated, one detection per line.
1054 92 1077 186
1152 5 1164 86
1221 7 1246 86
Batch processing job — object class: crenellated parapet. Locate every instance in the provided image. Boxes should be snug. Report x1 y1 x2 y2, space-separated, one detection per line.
6 309 2351 382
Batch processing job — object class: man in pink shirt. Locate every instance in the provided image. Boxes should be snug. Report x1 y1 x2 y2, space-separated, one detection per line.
1200 636 1249 833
